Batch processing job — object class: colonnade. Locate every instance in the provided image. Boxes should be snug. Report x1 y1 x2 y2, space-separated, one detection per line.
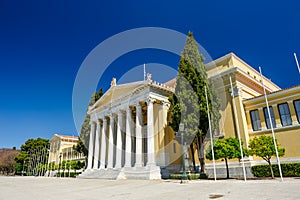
86 97 157 170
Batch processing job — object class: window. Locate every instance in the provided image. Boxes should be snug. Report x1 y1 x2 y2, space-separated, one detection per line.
294 100 300 123
263 106 276 129
278 103 292 126
250 109 261 131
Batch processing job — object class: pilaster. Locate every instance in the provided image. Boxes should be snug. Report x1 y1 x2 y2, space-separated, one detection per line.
229 86 250 147
258 108 267 130
288 100 299 125
272 104 282 128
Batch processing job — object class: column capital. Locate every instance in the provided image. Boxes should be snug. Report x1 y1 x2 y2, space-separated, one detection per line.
102 117 107 122
158 100 170 109
118 109 126 115
89 120 96 126
147 96 156 104
108 112 117 120
229 86 243 97
135 102 143 111
96 119 101 125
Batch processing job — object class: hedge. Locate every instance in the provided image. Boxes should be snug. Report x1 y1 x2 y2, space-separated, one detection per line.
169 173 200 180
56 172 82 177
251 163 300 177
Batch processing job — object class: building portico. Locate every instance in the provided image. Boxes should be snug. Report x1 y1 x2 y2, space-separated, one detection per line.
79 75 173 179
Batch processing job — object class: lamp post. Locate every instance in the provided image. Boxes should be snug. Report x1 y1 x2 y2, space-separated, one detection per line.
179 123 188 183
58 153 62 178
22 160 25 176
36 156 40 176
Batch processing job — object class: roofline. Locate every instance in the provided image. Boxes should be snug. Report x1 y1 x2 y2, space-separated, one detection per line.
206 52 281 90
90 80 147 111
243 84 300 103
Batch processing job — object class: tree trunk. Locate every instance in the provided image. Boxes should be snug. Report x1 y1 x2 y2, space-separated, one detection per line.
268 160 274 179
225 158 229 179
190 143 196 172
198 136 205 174
84 157 88 169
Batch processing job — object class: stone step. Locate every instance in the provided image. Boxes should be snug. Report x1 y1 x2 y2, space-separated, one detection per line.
78 166 161 180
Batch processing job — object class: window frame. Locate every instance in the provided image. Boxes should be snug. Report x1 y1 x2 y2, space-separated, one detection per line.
278 103 292 126
250 109 261 131
263 106 276 129
294 99 300 123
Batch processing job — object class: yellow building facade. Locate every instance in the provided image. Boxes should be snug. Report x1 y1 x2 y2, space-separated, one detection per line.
48 134 84 167
80 52 300 179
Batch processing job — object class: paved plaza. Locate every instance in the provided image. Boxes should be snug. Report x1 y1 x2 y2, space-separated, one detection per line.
0 176 299 200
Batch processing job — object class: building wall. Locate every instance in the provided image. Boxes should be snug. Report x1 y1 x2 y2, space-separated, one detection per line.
174 53 300 169
244 86 300 161
48 135 84 166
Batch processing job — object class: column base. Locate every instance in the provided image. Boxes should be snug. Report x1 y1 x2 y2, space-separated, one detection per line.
134 163 143 168
78 165 161 180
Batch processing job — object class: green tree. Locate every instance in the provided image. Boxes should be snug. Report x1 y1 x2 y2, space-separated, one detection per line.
71 160 84 174
206 137 246 179
73 138 88 167
80 88 103 147
248 135 285 179
169 32 221 173
48 162 57 171
78 88 103 168
14 138 49 175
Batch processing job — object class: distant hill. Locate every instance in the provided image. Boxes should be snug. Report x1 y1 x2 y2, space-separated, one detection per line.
0 148 20 175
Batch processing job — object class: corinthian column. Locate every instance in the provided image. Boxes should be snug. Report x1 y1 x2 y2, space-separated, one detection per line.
93 120 100 169
134 103 143 167
115 111 123 168
107 114 114 168
87 121 96 169
125 107 132 167
100 118 107 169
147 97 156 166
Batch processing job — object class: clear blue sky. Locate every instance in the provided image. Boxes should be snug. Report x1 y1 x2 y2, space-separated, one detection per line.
0 0 299 148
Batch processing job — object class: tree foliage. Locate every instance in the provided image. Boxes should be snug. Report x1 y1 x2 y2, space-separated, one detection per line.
169 31 221 173
206 137 246 178
77 88 103 168
14 138 49 175
73 138 88 157
248 135 285 179
80 88 103 147
0 148 20 175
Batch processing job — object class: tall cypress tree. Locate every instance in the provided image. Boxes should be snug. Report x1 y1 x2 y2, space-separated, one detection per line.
79 88 103 148
169 32 221 174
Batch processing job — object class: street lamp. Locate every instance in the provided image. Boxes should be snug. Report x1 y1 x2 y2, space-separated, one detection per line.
58 152 62 178
22 160 25 176
179 123 188 183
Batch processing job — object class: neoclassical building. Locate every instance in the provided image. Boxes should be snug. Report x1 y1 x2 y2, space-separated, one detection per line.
48 134 85 172
79 52 300 179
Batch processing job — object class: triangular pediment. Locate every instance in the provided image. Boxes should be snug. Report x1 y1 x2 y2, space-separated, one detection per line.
90 80 147 112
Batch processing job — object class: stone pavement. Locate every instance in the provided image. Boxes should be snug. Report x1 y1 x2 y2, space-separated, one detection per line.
0 176 299 200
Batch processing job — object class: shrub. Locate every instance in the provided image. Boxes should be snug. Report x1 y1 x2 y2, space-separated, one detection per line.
169 173 200 180
252 163 300 177
56 172 81 178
